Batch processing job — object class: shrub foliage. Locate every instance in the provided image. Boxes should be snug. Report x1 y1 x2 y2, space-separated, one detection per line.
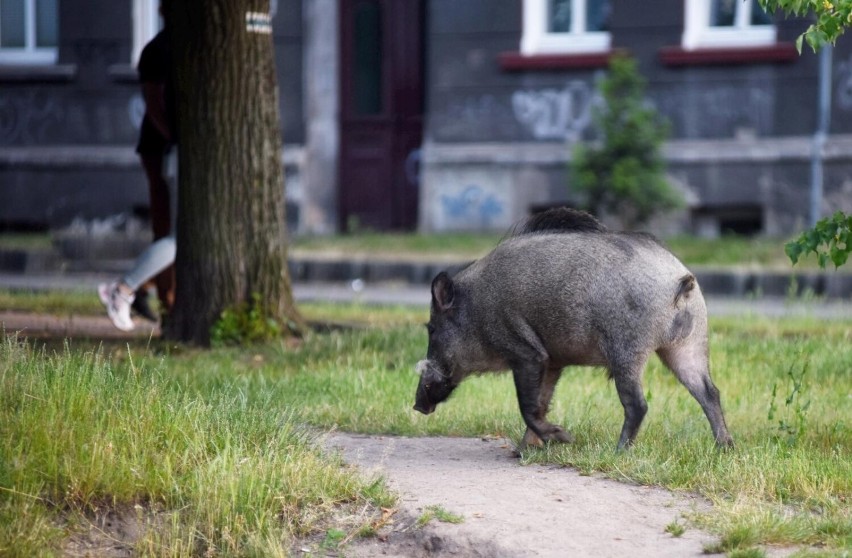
571 55 682 229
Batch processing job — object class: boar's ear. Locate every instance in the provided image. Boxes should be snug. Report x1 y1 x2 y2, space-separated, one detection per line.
431 271 455 312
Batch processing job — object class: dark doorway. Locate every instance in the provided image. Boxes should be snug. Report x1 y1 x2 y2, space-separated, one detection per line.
339 0 424 231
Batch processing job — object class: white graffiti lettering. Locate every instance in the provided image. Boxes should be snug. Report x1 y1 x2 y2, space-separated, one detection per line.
511 81 600 141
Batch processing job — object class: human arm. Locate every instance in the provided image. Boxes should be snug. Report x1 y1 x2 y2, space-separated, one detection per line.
142 81 171 143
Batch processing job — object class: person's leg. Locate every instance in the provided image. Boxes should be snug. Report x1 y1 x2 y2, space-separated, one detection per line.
98 236 176 331
141 152 171 239
122 236 176 292
141 152 176 313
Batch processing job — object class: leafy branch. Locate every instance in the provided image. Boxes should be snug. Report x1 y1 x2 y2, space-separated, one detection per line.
785 211 852 268
759 0 852 52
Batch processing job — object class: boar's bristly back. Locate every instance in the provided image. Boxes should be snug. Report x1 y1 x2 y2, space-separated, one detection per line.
515 207 607 236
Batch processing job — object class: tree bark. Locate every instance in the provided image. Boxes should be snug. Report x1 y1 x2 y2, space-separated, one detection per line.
165 0 303 345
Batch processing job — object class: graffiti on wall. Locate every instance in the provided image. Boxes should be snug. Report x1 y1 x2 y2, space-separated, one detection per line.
441 185 505 228
511 80 601 141
0 92 63 145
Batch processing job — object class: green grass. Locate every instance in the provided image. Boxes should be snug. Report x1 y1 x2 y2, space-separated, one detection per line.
290 232 818 269
0 233 52 251
665 235 806 268
0 289 424 328
170 310 850 554
0 230 837 270
0 335 394 556
290 232 502 260
0 289 104 316
1 298 850 555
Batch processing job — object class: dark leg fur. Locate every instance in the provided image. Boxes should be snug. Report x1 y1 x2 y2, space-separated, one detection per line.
657 346 734 448
513 364 572 452
519 366 570 450
612 371 649 451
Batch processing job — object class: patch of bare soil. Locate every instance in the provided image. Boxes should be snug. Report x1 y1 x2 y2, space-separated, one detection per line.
322 433 717 558
62 506 148 557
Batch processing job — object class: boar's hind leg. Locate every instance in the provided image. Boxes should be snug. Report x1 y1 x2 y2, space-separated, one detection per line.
519 365 570 450
611 360 650 451
657 344 734 449
513 364 572 451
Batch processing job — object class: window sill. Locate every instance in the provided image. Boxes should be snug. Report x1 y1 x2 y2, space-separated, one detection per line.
0 64 77 82
659 43 798 66
107 64 139 83
498 50 620 72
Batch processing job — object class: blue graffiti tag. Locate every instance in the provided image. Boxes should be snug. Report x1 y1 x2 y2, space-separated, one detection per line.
441 186 504 227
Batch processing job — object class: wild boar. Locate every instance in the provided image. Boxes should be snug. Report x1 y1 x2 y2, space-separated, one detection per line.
414 208 733 451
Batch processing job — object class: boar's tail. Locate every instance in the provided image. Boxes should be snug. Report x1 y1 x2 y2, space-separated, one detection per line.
674 274 696 307
513 207 607 237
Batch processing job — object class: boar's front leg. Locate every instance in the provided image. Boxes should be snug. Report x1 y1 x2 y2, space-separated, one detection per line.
513 363 573 451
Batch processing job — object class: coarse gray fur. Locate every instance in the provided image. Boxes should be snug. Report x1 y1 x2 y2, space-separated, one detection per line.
414 208 733 452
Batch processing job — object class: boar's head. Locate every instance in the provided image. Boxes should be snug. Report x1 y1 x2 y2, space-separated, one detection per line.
413 272 463 415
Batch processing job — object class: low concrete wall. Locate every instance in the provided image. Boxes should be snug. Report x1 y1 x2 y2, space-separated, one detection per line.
418 135 852 236
0 144 305 231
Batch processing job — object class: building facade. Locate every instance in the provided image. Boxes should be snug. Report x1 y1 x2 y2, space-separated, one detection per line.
2 0 851 237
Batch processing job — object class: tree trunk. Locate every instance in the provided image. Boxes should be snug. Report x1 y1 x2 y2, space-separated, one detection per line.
165 0 303 345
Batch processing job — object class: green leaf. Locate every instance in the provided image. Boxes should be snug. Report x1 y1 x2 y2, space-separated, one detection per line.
831 245 849 268
785 241 803 265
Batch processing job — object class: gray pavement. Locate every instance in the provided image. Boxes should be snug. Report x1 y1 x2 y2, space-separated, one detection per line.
1 271 851 320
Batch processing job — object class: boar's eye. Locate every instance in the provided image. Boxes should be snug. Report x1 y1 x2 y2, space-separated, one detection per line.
425 323 435 336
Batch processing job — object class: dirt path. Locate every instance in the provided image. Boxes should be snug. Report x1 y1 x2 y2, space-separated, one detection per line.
324 433 717 558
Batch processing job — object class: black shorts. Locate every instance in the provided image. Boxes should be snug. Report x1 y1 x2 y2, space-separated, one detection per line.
136 117 174 155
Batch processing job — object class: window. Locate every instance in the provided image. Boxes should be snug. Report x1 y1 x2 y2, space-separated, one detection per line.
0 0 57 64
683 0 775 50
521 0 611 55
132 0 161 64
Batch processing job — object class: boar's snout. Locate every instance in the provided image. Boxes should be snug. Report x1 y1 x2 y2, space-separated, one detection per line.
413 401 436 415
414 359 455 415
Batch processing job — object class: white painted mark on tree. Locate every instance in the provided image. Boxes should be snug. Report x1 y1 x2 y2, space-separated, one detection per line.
246 12 272 34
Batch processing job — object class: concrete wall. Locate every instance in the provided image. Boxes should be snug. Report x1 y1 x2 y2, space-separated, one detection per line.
419 0 852 234
5 0 852 236
0 0 305 230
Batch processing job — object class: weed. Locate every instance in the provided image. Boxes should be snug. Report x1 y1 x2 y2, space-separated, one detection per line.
321 528 346 549
767 361 812 445
665 520 686 537
416 505 464 528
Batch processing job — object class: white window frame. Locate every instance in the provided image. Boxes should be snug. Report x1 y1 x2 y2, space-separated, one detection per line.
521 0 611 56
132 0 160 64
682 0 776 50
0 0 58 65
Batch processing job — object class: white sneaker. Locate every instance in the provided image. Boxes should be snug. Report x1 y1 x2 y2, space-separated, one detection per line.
98 282 135 332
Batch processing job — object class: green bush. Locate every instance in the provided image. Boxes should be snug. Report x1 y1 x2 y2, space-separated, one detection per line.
571 55 682 229
211 292 290 346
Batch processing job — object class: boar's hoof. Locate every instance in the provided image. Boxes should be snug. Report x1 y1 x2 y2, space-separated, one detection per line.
716 435 735 451
517 429 544 452
546 426 575 444
515 426 574 455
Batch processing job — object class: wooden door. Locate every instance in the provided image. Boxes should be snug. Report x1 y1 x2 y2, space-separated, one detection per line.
339 0 424 231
